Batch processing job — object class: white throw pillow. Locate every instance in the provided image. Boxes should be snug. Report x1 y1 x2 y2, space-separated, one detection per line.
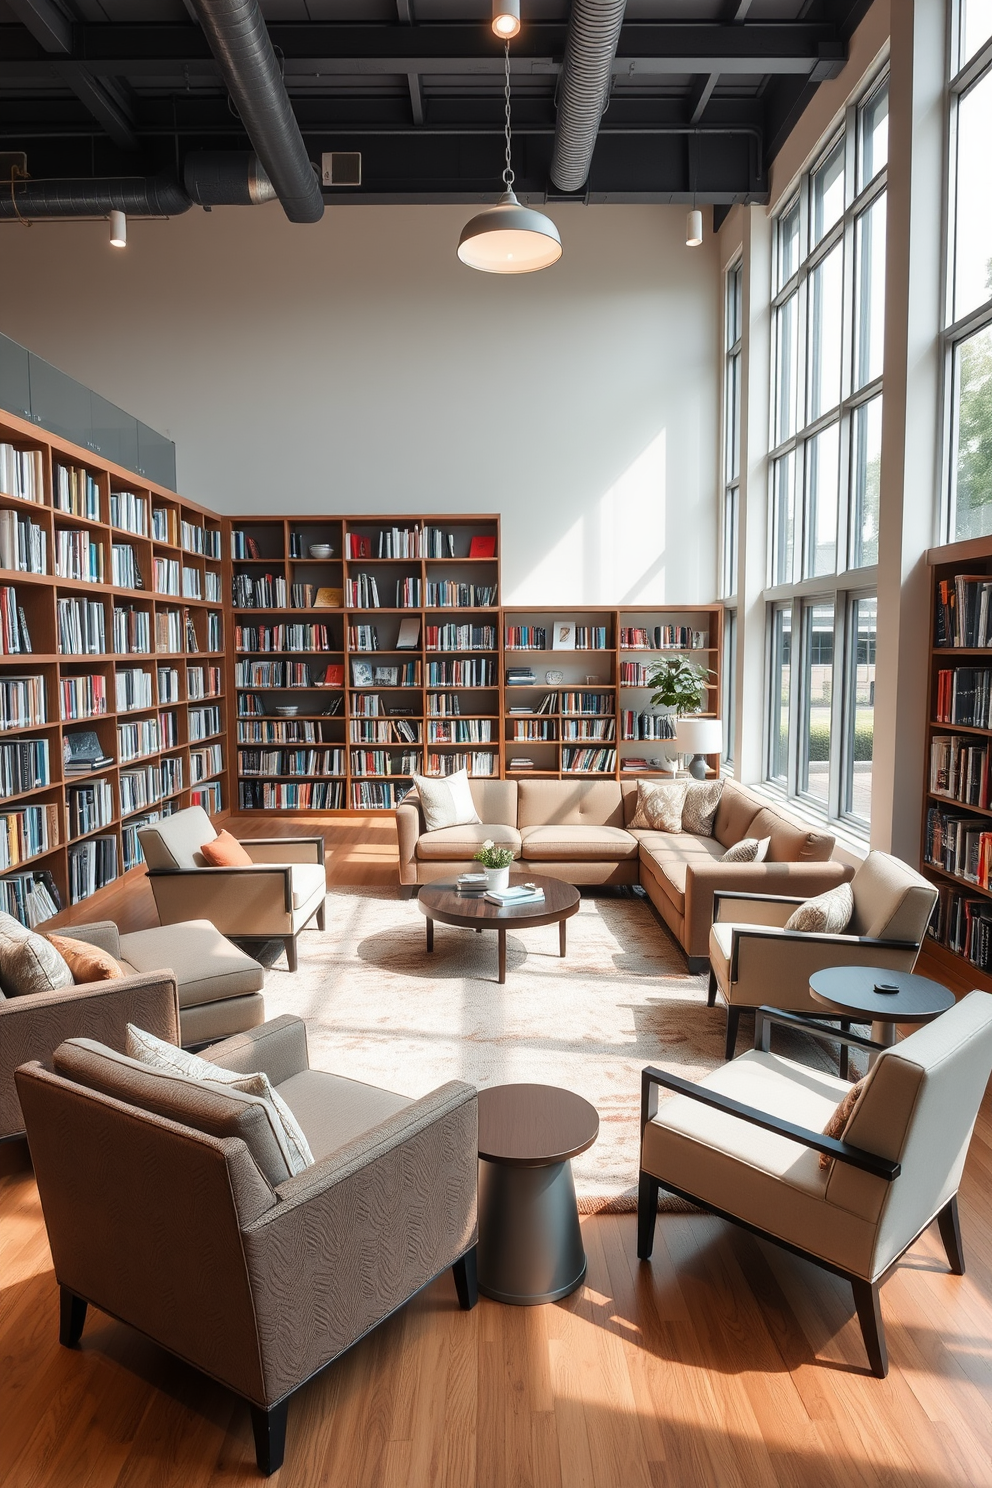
720 835 772 864
628 779 689 832
784 882 854 935
413 767 481 832
125 1024 314 1175
0 910 73 997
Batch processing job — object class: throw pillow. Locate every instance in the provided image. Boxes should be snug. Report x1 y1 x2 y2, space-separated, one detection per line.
681 780 724 837
628 779 689 832
820 1076 868 1170
200 829 253 868
44 933 125 983
412 767 481 833
720 835 772 864
0 910 74 997
125 1024 314 1175
784 881 855 935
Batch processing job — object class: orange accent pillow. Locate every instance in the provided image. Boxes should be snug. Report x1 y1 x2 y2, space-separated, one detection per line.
44 934 126 984
200 830 253 868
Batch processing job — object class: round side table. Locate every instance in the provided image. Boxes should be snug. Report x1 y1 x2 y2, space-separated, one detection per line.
476 1083 599 1306
809 966 955 1056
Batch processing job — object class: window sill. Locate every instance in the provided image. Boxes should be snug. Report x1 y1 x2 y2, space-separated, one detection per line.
740 780 870 866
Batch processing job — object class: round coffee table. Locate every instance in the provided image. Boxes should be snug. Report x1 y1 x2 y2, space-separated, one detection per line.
809 966 955 1053
476 1083 599 1305
417 873 580 984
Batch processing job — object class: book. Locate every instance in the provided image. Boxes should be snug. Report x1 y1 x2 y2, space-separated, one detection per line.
314 587 343 607
469 535 496 559
319 664 345 687
484 887 545 906
397 617 421 649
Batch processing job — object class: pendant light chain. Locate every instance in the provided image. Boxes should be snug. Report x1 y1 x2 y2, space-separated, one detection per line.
503 40 514 190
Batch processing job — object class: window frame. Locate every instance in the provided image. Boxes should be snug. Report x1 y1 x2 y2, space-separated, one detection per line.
722 259 743 602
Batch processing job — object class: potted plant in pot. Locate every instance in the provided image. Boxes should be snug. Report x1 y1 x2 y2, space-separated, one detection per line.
645 657 717 776
473 839 515 892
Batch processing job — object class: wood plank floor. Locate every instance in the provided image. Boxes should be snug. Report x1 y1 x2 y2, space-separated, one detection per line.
3 817 992 1486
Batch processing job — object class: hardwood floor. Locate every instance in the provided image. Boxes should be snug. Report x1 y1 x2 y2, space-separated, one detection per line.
4 818 992 1485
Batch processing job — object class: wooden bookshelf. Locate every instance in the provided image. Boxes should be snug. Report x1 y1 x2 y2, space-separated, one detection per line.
0 409 228 926
921 536 992 994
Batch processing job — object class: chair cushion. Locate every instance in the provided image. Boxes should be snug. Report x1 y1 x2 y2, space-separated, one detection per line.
848 851 939 941
720 836 771 863
200 829 253 868
520 825 638 862
416 823 522 862
290 862 328 911
119 920 264 1008
785 882 854 934
712 782 761 849
628 780 688 831
681 780 724 837
53 1036 294 1187
275 1068 413 1163
637 833 726 910
43 933 125 983
0 910 73 997
517 779 624 829
136 805 216 870
412 768 481 832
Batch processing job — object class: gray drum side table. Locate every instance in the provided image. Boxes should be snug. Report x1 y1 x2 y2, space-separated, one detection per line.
476 1083 599 1306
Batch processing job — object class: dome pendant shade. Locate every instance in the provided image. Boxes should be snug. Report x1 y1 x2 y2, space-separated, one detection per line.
457 190 562 274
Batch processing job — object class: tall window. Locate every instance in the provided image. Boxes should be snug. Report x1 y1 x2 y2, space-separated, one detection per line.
764 70 887 829
722 261 743 764
945 4 992 540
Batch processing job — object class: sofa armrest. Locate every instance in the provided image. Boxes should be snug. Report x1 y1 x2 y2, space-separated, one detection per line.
242 837 324 866
683 859 853 959
0 972 180 1139
240 1079 477 1403
729 926 921 989
48 920 122 959
395 799 423 886
200 1015 309 1084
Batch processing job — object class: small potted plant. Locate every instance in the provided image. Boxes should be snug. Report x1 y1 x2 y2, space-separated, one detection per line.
473 839 515 892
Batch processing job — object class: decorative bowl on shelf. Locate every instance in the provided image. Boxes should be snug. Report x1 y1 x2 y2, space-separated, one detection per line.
309 544 334 559
545 669 564 684
273 705 299 717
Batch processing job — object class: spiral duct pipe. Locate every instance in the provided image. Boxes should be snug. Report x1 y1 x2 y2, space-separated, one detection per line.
550 0 627 194
188 0 323 223
0 173 191 219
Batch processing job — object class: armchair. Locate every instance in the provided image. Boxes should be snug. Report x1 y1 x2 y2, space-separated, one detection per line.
708 850 939 1058
15 1015 478 1476
637 993 992 1377
137 807 326 971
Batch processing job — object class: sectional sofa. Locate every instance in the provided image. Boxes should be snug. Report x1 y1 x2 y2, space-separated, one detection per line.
395 778 852 969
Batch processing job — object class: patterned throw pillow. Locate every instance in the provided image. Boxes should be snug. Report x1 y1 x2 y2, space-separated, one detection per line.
628 779 689 832
0 910 74 997
720 835 772 864
126 1024 314 1175
784 881 854 934
681 780 724 837
820 1075 868 1169
412 767 481 832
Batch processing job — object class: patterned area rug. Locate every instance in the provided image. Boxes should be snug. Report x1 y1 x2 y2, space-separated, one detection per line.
254 886 835 1212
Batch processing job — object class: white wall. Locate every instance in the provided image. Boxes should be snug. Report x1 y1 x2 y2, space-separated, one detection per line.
0 201 720 605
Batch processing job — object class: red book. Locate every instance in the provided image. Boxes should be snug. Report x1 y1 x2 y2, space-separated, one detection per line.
322 664 344 686
469 535 496 559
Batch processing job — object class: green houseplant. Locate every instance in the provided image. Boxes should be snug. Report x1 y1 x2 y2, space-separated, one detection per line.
473 838 515 891
644 657 717 775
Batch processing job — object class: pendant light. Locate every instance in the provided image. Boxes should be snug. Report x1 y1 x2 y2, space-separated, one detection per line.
685 208 703 247
457 39 561 274
491 0 520 39
109 209 127 248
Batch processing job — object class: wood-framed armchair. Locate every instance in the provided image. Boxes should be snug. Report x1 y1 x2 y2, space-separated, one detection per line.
137 807 326 971
707 850 939 1058
637 993 992 1377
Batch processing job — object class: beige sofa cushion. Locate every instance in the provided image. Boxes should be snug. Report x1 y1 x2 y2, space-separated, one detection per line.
747 806 835 862
637 833 726 910
517 779 624 829
712 782 761 849
417 823 522 861
275 1068 412 1163
289 862 328 910
520 825 638 862
119 920 264 1009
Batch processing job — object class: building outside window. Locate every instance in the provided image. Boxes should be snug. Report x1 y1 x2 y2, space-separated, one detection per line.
763 68 886 829
722 260 743 763
945 3 992 540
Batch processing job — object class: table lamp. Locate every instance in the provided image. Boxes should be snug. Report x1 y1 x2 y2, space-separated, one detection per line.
674 717 723 779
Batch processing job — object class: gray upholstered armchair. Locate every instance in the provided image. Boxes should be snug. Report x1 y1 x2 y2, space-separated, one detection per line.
137 807 326 971
15 1015 478 1476
708 851 939 1058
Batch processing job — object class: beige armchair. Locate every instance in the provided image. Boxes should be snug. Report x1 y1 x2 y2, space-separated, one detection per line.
16 1015 478 1476
638 992 992 1377
137 807 326 971
708 851 939 1059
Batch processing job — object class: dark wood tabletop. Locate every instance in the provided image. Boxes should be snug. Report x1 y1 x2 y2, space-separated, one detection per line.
478 1083 600 1166
809 965 955 1023
418 873 580 931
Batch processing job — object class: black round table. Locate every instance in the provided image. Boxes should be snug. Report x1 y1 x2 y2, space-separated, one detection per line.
809 966 955 1053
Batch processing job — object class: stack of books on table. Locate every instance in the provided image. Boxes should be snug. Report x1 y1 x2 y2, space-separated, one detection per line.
484 883 545 907
455 872 488 894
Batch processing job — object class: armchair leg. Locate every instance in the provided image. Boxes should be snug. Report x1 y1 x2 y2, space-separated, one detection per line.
707 968 718 1007
59 1288 87 1348
637 1171 660 1260
283 937 298 973
937 1195 965 1275
250 1401 288 1477
452 1245 478 1309
724 1007 741 1061
852 1279 888 1378
316 901 326 931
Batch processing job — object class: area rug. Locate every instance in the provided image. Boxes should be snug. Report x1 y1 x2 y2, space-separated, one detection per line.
257 886 838 1212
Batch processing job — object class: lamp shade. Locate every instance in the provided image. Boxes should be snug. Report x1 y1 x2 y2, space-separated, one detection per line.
457 191 562 274
674 717 722 756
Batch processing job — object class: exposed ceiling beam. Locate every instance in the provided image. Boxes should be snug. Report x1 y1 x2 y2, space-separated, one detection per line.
688 73 719 125
5 0 69 53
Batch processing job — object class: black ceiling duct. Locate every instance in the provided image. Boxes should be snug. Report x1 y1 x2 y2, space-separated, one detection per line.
184 151 276 206
0 173 191 219
550 0 627 194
